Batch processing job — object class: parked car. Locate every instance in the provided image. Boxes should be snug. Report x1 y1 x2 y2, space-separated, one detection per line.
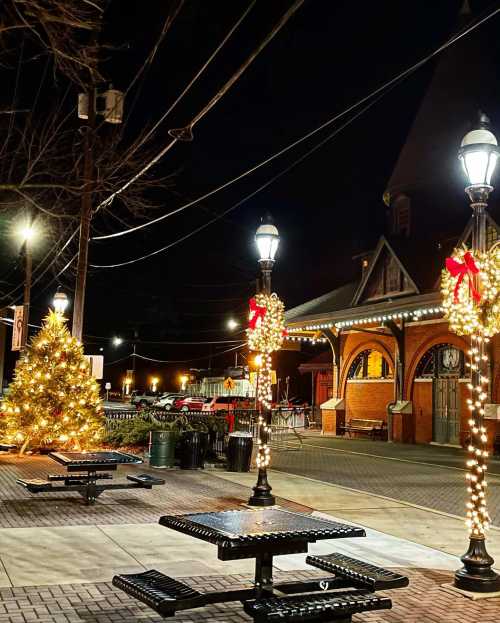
172 396 207 412
153 393 185 410
202 396 253 412
130 390 160 409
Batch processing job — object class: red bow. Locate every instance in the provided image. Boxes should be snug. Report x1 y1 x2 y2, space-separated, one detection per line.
445 252 481 304
248 298 267 330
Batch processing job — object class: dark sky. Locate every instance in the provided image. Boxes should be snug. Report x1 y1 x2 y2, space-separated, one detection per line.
2 0 500 392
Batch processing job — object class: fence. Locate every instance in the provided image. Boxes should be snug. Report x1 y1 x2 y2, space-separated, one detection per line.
104 406 309 454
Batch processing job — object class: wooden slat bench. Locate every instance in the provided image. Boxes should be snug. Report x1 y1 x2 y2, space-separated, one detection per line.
340 418 386 440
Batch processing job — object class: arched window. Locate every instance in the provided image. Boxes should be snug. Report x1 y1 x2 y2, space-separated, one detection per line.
348 349 392 379
415 343 465 378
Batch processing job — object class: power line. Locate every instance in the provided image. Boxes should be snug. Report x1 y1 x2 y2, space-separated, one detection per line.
89 86 393 268
91 5 500 243
89 0 304 230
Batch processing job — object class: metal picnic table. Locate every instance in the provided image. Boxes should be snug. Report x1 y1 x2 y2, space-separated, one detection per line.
17 450 165 504
113 507 409 621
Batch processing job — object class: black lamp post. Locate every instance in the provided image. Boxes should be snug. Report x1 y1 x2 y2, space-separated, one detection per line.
248 215 280 507
454 112 500 593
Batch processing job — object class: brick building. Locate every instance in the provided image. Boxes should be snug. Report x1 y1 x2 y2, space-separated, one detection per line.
285 6 500 448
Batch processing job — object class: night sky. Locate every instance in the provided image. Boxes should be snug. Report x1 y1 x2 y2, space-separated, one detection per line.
1 0 499 394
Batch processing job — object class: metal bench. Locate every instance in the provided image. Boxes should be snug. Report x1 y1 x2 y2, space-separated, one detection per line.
306 552 409 591
340 418 386 440
127 473 165 488
243 590 392 622
17 478 53 493
113 570 202 617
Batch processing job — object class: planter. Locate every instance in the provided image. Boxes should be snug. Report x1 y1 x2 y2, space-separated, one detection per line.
180 431 208 469
149 430 177 468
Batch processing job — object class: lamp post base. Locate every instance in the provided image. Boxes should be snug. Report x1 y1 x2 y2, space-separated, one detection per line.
455 536 500 593
248 468 276 507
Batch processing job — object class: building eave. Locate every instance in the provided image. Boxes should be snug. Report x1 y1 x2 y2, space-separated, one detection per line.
286 291 442 330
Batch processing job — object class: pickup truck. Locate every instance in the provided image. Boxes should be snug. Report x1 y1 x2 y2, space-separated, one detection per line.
130 390 160 408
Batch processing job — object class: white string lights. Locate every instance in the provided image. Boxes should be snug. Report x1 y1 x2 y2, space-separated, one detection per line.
247 293 285 469
465 333 491 535
287 305 444 334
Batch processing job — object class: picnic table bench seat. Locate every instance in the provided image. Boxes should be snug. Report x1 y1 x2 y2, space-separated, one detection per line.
339 418 386 439
306 553 409 591
16 478 53 493
243 590 392 622
112 570 203 617
127 473 165 487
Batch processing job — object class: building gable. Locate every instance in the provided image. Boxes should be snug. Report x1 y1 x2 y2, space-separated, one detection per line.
352 237 419 306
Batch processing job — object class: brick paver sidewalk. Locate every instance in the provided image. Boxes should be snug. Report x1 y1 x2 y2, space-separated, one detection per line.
0 455 307 528
0 568 498 623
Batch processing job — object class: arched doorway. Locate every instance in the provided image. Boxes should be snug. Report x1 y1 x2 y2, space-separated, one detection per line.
415 343 465 445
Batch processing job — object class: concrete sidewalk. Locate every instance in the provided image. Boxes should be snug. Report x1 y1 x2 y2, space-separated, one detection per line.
0 467 492 588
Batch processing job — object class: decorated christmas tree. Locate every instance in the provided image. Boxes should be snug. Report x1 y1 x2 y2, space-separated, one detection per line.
1 310 103 454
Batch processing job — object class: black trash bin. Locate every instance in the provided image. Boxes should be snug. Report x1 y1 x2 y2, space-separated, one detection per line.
180 431 208 469
226 432 253 472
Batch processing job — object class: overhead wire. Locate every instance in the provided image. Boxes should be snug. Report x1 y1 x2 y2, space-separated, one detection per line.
91 4 500 243
89 84 393 268
1 0 261 295
88 0 304 223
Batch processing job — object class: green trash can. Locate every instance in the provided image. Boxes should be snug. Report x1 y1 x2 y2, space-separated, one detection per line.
149 430 176 468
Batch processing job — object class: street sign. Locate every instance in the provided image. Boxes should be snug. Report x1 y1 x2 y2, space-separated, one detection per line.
224 377 235 390
11 306 24 351
249 371 277 385
85 355 104 379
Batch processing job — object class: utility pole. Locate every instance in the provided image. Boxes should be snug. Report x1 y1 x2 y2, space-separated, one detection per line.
72 88 96 341
21 239 32 349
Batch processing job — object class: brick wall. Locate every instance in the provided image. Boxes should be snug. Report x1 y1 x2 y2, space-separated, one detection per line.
345 381 394 421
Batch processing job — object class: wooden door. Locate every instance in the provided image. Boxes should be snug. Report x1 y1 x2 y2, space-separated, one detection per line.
433 378 460 444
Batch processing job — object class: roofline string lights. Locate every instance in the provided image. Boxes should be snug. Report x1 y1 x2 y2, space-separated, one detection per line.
287 305 445 334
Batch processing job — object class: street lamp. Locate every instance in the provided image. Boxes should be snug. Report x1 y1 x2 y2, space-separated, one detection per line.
255 214 280 294
248 215 280 507
227 318 239 331
52 290 69 317
113 336 123 346
179 374 188 391
151 376 159 393
454 112 500 593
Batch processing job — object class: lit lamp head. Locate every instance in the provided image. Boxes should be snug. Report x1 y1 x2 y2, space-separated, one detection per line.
255 214 280 267
459 112 499 203
52 290 69 316
113 336 123 347
151 376 159 392
227 318 239 331
179 374 188 390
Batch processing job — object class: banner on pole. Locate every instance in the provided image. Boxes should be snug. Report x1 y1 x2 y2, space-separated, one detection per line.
11 306 24 351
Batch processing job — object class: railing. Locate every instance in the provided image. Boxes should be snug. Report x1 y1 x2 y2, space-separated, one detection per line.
104 407 309 454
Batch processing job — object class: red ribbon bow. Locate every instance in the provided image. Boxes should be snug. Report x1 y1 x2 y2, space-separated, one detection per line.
248 297 267 330
445 252 481 304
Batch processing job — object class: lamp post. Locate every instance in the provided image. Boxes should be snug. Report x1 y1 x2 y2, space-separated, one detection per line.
18 222 36 349
454 112 500 593
52 290 69 318
248 215 280 507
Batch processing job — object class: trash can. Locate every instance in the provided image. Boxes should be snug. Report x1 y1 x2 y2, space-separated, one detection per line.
149 430 176 468
226 432 253 472
180 431 208 469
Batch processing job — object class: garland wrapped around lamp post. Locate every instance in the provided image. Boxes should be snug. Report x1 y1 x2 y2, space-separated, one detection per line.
441 112 500 593
247 214 282 507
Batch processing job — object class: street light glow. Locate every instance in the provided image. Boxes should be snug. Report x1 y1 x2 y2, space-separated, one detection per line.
113 336 123 346
52 290 69 315
227 318 239 330
255 215 280 263
17 223 37 244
